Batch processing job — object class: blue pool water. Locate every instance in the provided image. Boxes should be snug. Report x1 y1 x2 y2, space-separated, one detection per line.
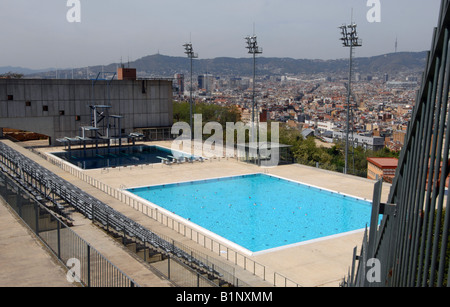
52 145 194 170
127 174 374 253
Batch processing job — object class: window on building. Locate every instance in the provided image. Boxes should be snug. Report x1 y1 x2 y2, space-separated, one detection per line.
59 110 65 116
75 115 81 121
43 105 49 112
7 95 13 101
25 101 31 107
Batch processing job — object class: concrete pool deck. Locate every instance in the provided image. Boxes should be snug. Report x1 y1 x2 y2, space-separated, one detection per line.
7 140 391 287
38 140 391 287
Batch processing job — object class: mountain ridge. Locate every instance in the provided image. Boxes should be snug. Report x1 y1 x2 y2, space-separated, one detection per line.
17 51 428 79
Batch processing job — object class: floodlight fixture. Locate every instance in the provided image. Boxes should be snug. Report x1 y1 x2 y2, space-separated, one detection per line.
339 24 362 48
183 43 198 59
245 35 263 55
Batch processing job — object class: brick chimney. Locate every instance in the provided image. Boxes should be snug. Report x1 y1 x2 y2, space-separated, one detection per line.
118 68 137 80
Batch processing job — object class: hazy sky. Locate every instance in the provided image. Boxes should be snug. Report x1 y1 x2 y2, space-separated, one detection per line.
0 0 442 69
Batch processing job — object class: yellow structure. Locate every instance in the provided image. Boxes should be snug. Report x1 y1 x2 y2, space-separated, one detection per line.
367 157 399 182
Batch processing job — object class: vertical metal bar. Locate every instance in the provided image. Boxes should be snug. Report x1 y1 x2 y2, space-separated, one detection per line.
35 201 39 235
417 48 443 285
361 229 368 287
57 220 61 260
167 256 171 280
368 180 382 258
350 246 357 286
401 115 422 285
422 29 449 285
143 240 147 262
405 99 427 284
392 154 411 286
17 185 22 217
87 245 91 287
429 31 450 285
409 79 435 286
438 166 450 286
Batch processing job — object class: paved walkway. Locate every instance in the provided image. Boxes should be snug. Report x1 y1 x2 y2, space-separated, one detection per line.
0 198 74 287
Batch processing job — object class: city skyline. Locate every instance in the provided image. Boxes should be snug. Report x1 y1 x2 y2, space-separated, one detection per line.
0 0 442 70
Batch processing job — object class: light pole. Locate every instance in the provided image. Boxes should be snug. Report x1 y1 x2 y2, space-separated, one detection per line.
245 35 263 144
339 23 361 174
183 42 198 140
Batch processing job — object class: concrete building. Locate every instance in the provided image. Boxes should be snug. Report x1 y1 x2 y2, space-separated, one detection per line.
316 121 336 132
198 74 215 94
333 131 385 151
0 77 173 145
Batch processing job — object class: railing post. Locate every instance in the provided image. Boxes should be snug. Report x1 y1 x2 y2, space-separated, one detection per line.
34 201 39 234
368 179 383 258
57 220 61 260
17 188 22 217
143 239 147 262
87 245 91 287
167 256 171 280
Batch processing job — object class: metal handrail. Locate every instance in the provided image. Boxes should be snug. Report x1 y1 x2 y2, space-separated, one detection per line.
0 169 138 287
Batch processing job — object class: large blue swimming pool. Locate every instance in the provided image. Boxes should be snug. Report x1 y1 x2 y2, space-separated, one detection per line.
127 174 374 253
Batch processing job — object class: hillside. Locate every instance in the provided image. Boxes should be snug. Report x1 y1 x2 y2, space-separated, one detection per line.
21 51 428 79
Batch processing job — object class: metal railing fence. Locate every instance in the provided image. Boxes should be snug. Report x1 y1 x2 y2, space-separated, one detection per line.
343 0 450 287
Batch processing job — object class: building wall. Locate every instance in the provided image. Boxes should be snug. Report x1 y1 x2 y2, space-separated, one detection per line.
393 130 406 145
0 79 173 145
367 162 383 180
367 161 397 180
333 131 385 151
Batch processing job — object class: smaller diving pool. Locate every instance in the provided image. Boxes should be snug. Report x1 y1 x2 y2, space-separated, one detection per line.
126 173 375 254
51 145 195 170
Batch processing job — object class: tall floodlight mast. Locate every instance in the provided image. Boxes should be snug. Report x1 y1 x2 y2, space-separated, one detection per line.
339 23 362 174
245 35 263 144
183 42 198 140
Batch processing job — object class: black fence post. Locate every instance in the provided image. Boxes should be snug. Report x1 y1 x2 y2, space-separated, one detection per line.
87 245 91 287
57 220 61 260
167 256 171 280
34 201 39 235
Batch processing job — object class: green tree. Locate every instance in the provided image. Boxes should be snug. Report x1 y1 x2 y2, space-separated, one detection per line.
277 125 400 177
173 101 240 125
0 72 24 79
173 101 241 141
